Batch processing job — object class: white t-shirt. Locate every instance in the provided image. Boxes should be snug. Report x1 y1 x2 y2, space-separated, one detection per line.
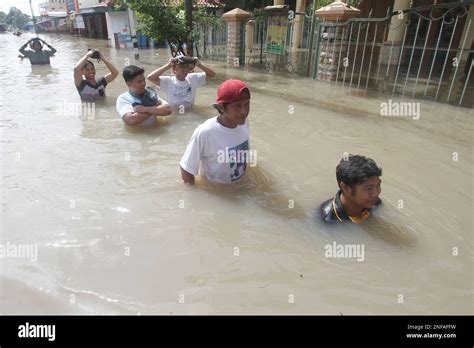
180 116 250 184
116 87 164 127
159 72 206 107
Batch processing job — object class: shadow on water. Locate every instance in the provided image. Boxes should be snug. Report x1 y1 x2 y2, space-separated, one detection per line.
362 216 418 246
29 63 59 73
195 165 308 220
362 210 419 247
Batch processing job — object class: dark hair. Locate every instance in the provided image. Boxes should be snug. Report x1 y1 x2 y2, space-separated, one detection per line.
83 60 95 69
176 56 197 66
336 155 382 189
88 49 100 60
123 65 145 82
240 88 250 98
31 40 43 49
213 103 228 115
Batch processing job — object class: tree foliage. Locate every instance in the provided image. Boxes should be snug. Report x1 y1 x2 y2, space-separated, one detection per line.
129 0 188 55
5 7 30 29
115 0 218 56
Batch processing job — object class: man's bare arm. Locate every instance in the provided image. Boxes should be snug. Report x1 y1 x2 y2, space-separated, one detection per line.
147 58 176 86
134 104 172 116
196 59 216 79
122 112 154 126
180 167 195 184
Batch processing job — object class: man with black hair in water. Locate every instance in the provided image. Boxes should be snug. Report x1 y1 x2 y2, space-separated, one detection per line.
180 79 251 184
147 55 215 108
19 38 56 65
319 155 382 224
116 65 172 127
74 50 119 102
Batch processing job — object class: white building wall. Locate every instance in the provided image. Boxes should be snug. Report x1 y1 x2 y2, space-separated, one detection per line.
40 0 67 15
105 11 133 49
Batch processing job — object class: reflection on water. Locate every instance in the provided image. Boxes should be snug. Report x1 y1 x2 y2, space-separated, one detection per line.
29 65 61 77
0 33 472 315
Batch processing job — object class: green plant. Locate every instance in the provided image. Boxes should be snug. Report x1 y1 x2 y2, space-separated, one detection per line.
115 0 212 55
5 7 30 30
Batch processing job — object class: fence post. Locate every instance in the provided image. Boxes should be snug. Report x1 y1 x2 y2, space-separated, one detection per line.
378 0 411 80
291 0 307 53
245 19 255 66
223 8 251 68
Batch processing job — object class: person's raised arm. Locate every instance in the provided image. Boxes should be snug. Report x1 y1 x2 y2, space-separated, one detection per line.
74 51 94 87
19 39 32 55
179 129 202 184
147 57 176 86
180 167 195 184
195 59 216 79
100 52 119 84
40 39 56 55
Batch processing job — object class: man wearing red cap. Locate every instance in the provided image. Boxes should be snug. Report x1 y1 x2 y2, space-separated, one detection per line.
180 79 252 184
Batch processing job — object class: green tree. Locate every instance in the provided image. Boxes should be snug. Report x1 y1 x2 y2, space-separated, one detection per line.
6 7 30 29
117 0 196 56
0 11 7 24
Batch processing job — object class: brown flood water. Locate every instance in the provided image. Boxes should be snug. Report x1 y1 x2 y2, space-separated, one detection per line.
0 33 472 314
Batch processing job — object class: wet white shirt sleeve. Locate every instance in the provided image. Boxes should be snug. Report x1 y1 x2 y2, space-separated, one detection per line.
180 126 204 176
188 72 206 89
116 93 134 119
159 76 172 94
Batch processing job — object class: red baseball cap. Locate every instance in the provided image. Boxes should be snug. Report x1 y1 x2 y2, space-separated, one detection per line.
216 79 251 104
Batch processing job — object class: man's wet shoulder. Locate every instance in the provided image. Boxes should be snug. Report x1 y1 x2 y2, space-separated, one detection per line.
318 197 339 223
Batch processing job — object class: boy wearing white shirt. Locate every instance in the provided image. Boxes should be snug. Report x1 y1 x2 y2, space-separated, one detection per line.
180 80 252 184
147 56 216 108
116 65 172 127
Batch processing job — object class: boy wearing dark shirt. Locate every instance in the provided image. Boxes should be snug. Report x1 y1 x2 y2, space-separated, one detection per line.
320 155 382 224
19 38 56 65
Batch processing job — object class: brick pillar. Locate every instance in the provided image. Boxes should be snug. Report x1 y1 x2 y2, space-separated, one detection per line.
318 26 351 80
223 8 251 67
315 1 360 81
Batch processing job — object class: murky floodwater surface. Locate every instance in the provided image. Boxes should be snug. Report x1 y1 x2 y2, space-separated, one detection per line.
0 33 472 314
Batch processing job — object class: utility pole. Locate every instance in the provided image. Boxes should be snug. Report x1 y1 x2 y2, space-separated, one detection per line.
29 0 38 36
185 0 193 56
127 7 139 60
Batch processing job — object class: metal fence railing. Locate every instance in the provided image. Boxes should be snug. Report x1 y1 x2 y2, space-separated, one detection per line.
195 18 228 62
245 12 317 75
312 1 473 107
193 2 472 107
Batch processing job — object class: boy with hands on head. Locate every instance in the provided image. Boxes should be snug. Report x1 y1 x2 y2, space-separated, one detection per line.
147 55 216 108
